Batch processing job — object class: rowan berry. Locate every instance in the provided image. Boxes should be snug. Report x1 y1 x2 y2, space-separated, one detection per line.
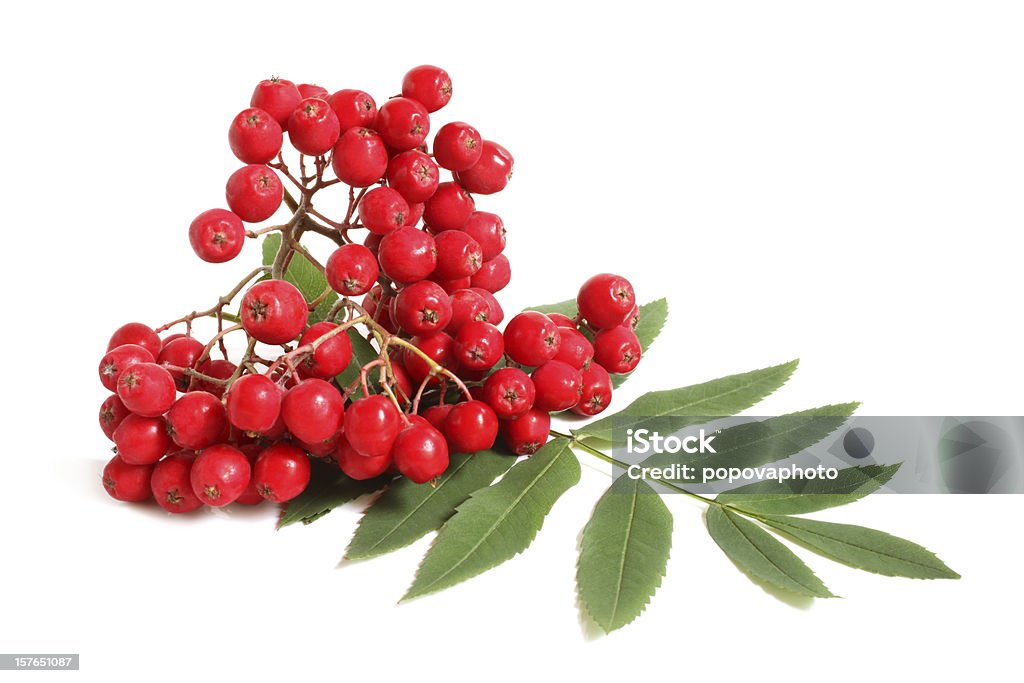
189 209 245 263
113 413 172 465
250 77 302 129
108 323 161 357
572 363 613 416
344 395 402 457
470 254 511 293
401 65 452 112
117 362 177 417
394 281 452 335
393 422 449 483
166 391 229 450
593 326 642 374
102 455 154 503
387 150 439 204
577 273 636 329
378 226 437 283
226 165 283 223
225 374 282 433
455 140 513 194
240 279 309 344
433 121 482 171
297 322 353 379
453 321 504 371
423 182 474 231
503 311 561 366
443 400 499 453
253 442 312 502
531 360 583 412
281 378 344 444
328 89 377 131
151 452 204 513
331 127 388 187
190 444 251 507
500 409 551 455
358 187 409 235
287 97 341 155
228 107 283 164
374 97 430 150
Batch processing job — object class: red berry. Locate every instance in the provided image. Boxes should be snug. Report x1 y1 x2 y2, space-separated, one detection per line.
158 336 206 391
102 455 154 502
298 83 329 99
113 413 172 465
453 321 504 371
108 322 161 357
423 182 474 231
151 452 204 513
394 281 452 335
344 395 402 457
455 140 513 195
240 279 309 344
328 89 377 131
387 150 439 203
531 360 583 412
500 409 551 455
548 313 576 328
224 374 278 434
99 394 131 440
358 186 410 235
572 364 613 416
336 434 391 480
99 343 154 392
433 230 483 280
470 254 511 293
593 326 642 374
226 165 283 223
297 322 353 379
401 65 452 113
503 311 561 366
287 97 341 155
401 332 453 385
362 284 399 334
195 359 236 398
421 403 454 430
443 400 498 453
331 127 388 187
404 202 425 227
469 288 504 324
117 362 176 417
577 273 636 330
447 289 489 334
325 244 378 297
250 78 302 129
433 121 482 171
281 378 344 444
300 431 344 458
461 211 505 260
191 444 251 507
160 333 187 350
378 226 437 283
253 442 312 502
374 97 430 150
189 208 245 263
228 107 283 164
482 367 536 419
553 327 594 370
393 422 449 483
166 391 228 450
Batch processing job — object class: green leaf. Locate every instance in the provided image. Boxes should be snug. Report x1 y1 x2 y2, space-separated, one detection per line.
612 297 668 388
277 460 388 529
262 233 336 323
757 515 960 579
718 464 900 515
577 478 674 633
524 298 577 317
705 506 835 598
402 437 580 600
346 451 516 560
335 328 380 398
575 359 800 443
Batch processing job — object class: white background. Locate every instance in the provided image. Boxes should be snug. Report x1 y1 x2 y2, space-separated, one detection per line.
1 1 1022 680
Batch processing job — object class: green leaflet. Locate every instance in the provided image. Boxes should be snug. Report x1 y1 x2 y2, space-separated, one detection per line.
335 328 380 398
346 451 516 560
525 298 577 317
575 360 800 443
757 515 960 580
706 506 834 598
277 460 388 529
402 438 580 600
577 478 674 633
718 464 900 515
262 233 336 323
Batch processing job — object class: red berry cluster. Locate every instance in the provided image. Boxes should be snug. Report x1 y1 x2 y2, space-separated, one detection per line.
98 66 641 512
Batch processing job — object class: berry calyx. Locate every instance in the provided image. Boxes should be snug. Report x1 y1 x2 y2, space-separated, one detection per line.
166 391 229 450
228 107 283 164
443 400 499 453
503 311 561 366
358 186 410 235
102 455 154 503
225 373 282 434
577 273 636 329
116 362 177 418
433 121 482 171
401 65 452 113
190 444 251 507
344 395 402 458
189 208 245 263
151 452 204 513
482 367 536 419
240 279 309 344
500 409 551 455
392 421 449 483
253 442 312 502
281 378 345 444
225 165 284 223
593 326 642 374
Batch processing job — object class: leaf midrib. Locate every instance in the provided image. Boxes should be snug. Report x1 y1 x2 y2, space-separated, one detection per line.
605 481 640 627
721 509 824 596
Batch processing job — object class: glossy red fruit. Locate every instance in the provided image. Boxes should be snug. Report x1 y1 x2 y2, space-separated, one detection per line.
344 395 402 457
401 65 452 112
331 127 388 187
325 244 378 296
443 400 498 453
421 403 454 430
151 452 204 513
433 230 483 280
287 97 341 155
328 89 377 130
250 78 302 129
336 435 392 480
113 413 172 465
300 431 343 458
572 364 614 416
374 97 430 150
102 455 154 502
593 326 642 373
394 281 452 335
228 107 283 164
99 394 130 441
195 359 236 398
117 362 177 417
225 374 282 433
553 327 594 370
461 212 505 260
362 284 398 334
470 254 511 293
281 379 344 444
548 313 576 328
108 323 161 357
404 202 425 227
401 332 454 385
447 289 489 333
157 336 205 391
378 226 437 283
453 321 504 371
253 442 312 502
503 311 561 366
387 150 439 203
482 367 536 419
433 121 482 171
160 333 187 350
190 444 251 507
501 409 551 455
358 187 409 235
298 83 329 99
393 422 449 483
577 273 636 330
166 391 228 450
189 209 245 263
469 288 504 324
455 140 513 195
99 343 154 392
297 322 353 379
240 279 309 344
226 165 283 223
423 182 474 231
531 360 583 412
